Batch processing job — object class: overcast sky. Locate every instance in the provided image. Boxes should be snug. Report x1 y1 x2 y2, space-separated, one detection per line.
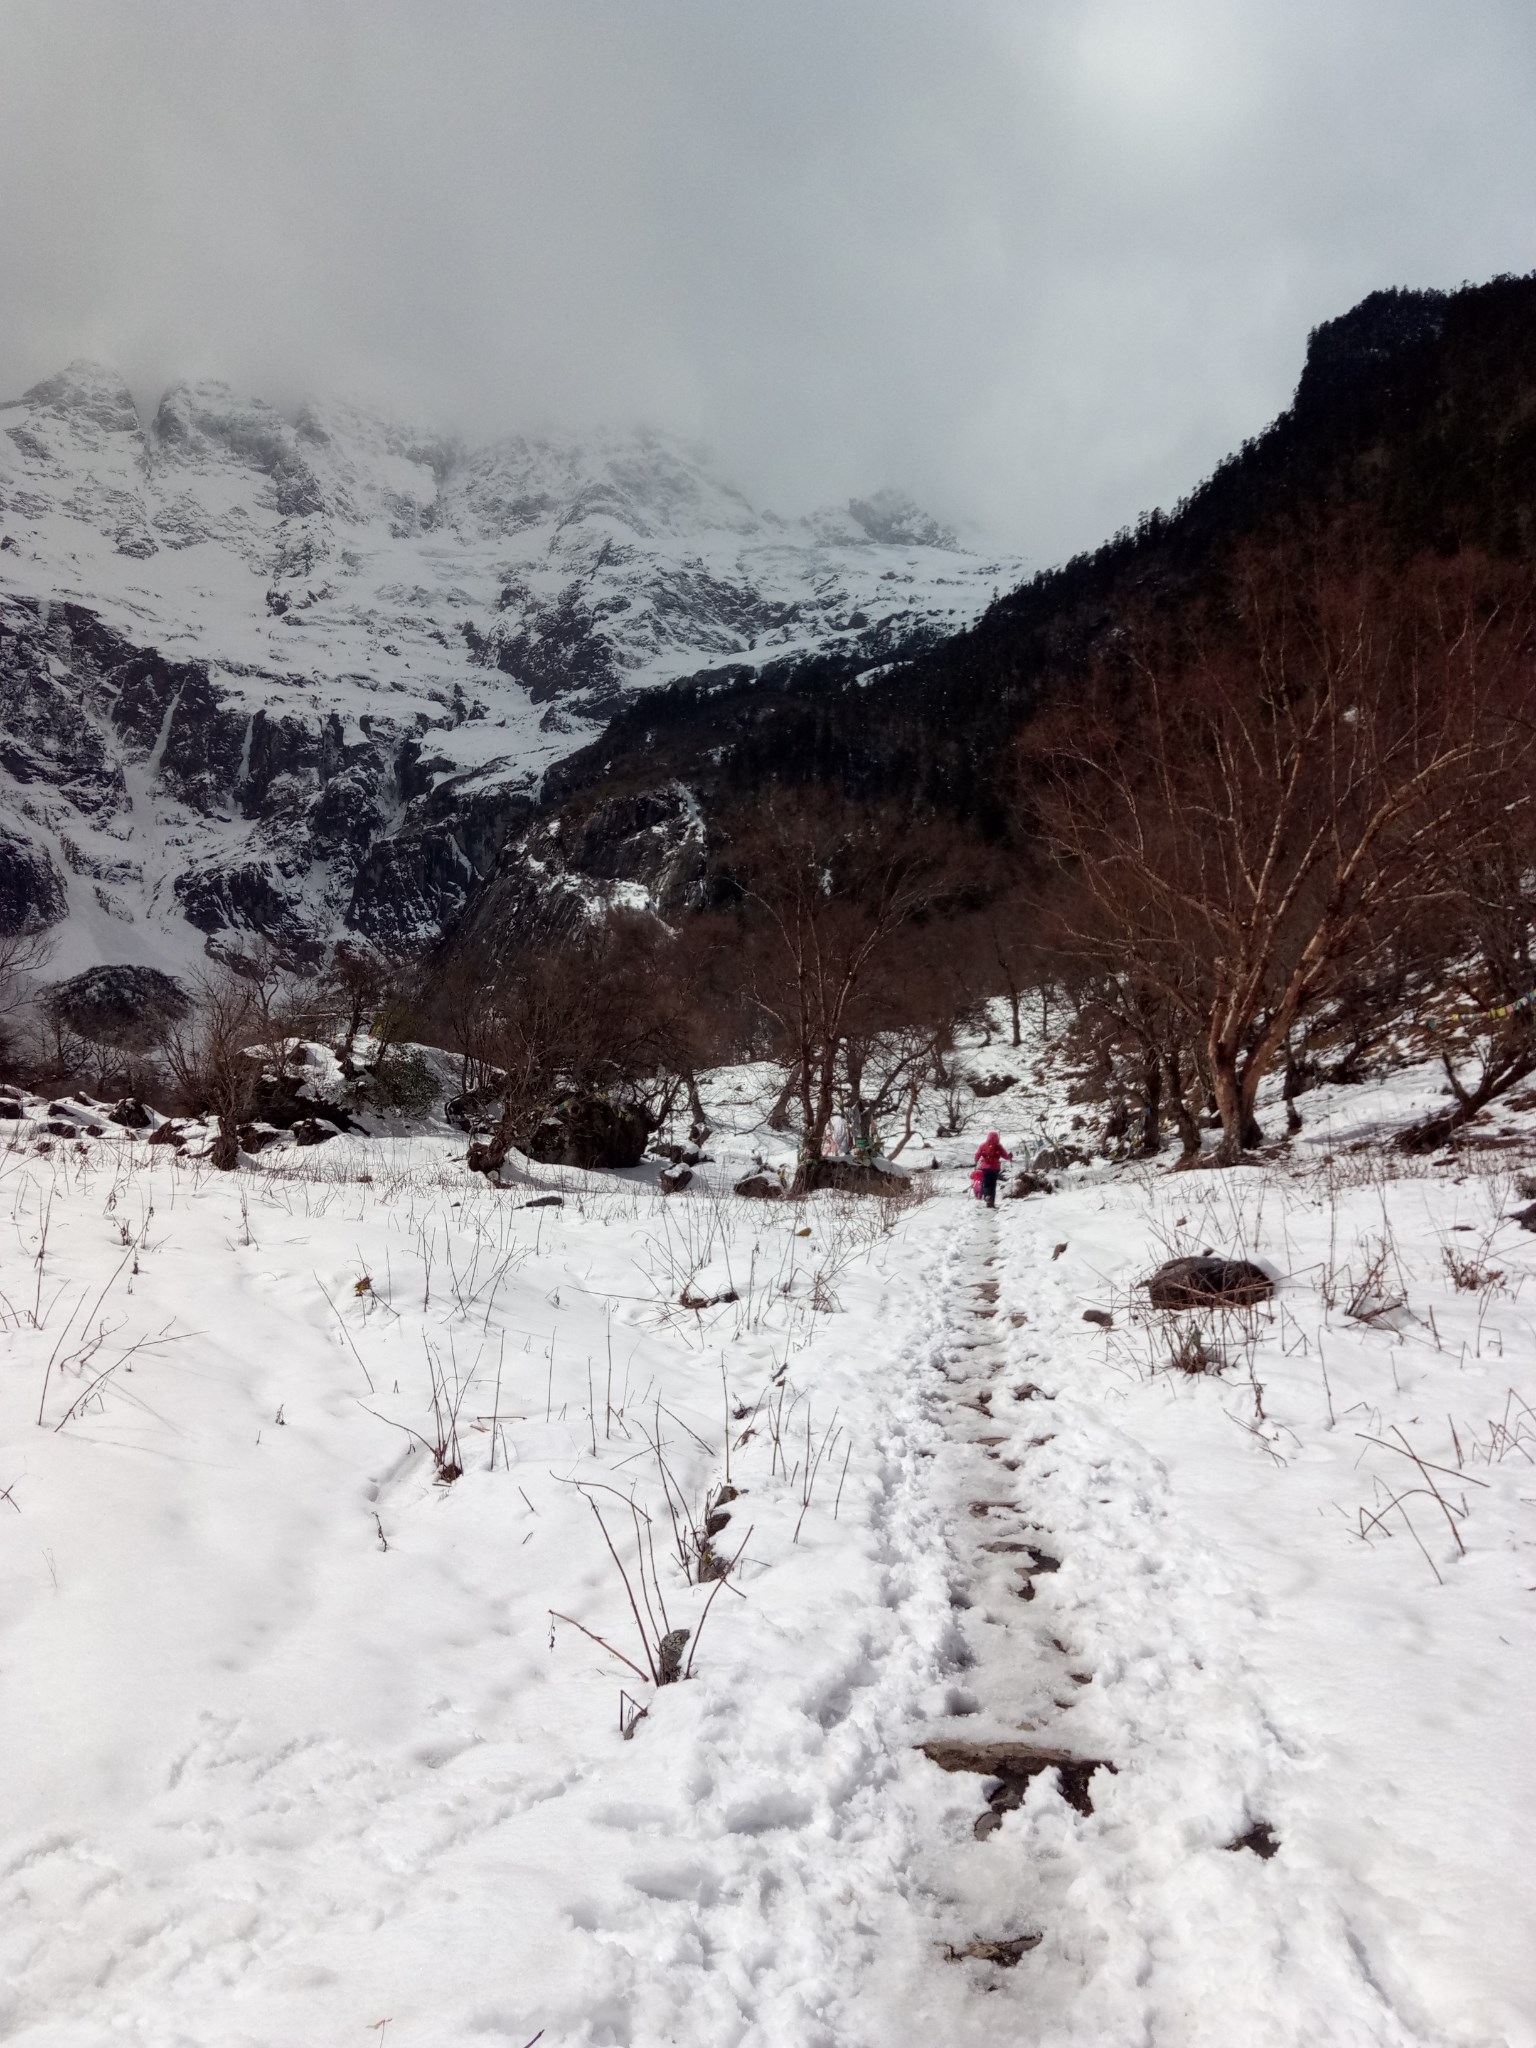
3 0 1534 562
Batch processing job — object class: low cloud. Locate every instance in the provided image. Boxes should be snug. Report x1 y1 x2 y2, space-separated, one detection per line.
3 0 1534 559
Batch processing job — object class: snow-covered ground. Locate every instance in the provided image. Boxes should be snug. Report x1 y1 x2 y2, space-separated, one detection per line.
1 1044 1533 2045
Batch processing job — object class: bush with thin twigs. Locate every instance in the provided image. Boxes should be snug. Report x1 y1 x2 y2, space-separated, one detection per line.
551 1487 750 1689
1355 1426 1490 1586
1344 1235 1408 1324
1164 1324 1224 1376
638 1409 743 1588
791 1403 844 1542
1440 1239 1505 1293
1449 1389 1536 1468
360 1339 472 1483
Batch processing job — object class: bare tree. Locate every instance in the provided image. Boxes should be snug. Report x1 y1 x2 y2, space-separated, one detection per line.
0 930 54 1080
983 880 1041 1050
722 793 961 1188
163 972 267 1169
462 916 696 1175
1023 540 1534 1163
1402 718 1536 1143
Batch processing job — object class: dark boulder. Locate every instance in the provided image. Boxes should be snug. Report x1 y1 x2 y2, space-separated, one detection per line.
236 1121 283 1153
522 1095 651 1170
107 1096 154 1129
1511 1202 1536 1234
248 1073 357 1132
734 1173 783 1200
291 1117 340 1147
446 1087 500 1133
659 1164 693 1194
1144 1256 1274 1310
795 1156 906 1195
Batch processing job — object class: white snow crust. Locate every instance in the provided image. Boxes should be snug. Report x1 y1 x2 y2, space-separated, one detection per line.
0 1039 1533 2044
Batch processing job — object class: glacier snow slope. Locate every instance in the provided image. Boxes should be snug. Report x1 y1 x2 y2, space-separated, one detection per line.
0 363 1018 972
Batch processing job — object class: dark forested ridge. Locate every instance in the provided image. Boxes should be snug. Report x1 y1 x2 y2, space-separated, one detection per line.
17 280 1536 1177
523 274 1536 847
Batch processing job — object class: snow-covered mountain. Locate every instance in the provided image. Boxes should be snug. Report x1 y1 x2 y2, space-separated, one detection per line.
0 361 1017 970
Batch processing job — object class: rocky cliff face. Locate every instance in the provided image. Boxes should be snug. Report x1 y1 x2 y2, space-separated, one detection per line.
0 362 1016 969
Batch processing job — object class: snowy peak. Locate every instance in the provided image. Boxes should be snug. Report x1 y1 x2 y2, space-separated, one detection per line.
152 379 296 474
0 361 1019 971
9 360 144 450
847 488 959 550
444 427 767 545
148 385 452 533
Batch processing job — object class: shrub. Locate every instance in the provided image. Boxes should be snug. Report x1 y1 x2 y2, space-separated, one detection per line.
366 1045 441 1118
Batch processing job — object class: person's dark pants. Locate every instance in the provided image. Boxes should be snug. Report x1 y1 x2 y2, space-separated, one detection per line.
980 1168 999 1207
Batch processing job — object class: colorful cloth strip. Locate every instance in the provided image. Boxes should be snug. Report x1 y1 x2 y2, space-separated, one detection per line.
1446 987 1536 1026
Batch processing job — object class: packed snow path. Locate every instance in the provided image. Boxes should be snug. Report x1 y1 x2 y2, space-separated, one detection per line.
1 1124 1533 2044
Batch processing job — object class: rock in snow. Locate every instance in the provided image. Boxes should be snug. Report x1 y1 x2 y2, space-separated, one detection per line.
1144 1254 1275 1309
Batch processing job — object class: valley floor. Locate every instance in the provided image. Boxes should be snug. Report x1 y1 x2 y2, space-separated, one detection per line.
1 1066 1533 2046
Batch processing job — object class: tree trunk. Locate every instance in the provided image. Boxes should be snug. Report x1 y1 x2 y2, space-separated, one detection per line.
211 1113 240 1171
1211 1044 1266 1163
798 1050 817 1161
1139 1051 1162 1156
767 1062 801 1132
685 1071 708 1140
844 1041 868 1142
1403 1031 1536 1148
792 1045 838 1195
472 1095 519 1176
1008 988 1022 1048
1282 1047 1304 1134
888 1071 923 1160
1210 1049 1245 1165
1166 1048 1201 1162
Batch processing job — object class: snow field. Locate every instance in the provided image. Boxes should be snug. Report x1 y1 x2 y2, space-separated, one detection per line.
0 1049 1533 2045
0 1106 972 2045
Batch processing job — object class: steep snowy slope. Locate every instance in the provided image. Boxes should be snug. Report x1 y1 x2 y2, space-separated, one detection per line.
0 363 1016 969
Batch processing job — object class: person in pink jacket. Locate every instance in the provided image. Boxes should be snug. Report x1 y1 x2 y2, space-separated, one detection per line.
973 1130 1012 1208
